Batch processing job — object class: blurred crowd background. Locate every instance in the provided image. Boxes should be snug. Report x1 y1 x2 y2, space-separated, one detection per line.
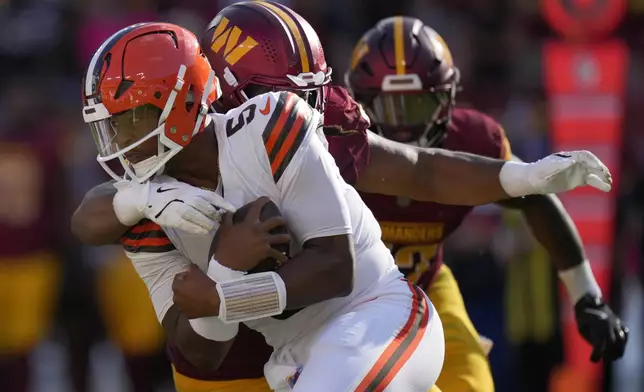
0 0 643 391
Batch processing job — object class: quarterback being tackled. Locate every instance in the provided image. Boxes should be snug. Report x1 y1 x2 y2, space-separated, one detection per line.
72 2 621 392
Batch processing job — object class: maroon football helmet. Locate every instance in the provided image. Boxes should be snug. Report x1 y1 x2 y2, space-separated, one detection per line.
345 16 460 147
201 1 331 112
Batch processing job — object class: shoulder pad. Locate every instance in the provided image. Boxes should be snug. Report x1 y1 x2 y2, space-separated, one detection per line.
447 108 511 160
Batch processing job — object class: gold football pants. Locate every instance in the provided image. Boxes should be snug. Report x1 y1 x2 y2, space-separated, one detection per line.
427 265 494 392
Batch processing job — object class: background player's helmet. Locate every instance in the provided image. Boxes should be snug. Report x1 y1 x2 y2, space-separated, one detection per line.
201 1 331 113
81 22 221 183
345 16 460 147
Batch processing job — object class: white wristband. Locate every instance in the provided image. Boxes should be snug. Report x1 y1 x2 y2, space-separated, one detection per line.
498 161 535 198
558 260 602 304
207 257 246 282
189 317 239 341
217 272 287 324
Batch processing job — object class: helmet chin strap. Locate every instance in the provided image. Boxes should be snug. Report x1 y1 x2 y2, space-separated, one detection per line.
192 70 217 137
131 155 165 178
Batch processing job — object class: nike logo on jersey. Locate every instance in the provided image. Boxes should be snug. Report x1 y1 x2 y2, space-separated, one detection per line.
259 97 271 115
156 187 178 193
555 153 572 158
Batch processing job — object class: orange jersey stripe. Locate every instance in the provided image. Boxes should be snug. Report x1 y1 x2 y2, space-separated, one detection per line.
264 93 296 155
355 281 430 391
270 109 306 176
121 236 172 248
262 92 313 183
129 220 163 234
121 219 175 253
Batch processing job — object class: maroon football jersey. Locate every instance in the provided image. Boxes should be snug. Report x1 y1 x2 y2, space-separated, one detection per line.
359 108 511 289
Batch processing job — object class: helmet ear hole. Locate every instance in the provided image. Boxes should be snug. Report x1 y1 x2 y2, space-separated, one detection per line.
115 80 134 100
185 84 195 112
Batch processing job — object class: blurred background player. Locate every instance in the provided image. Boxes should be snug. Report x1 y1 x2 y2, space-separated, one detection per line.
345 16 627 392
0 77 66 392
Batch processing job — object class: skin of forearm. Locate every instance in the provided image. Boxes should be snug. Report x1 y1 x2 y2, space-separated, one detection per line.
162 305 234 371
71 182 129 245
498 194 586 270
276 235 355 310
410 148 510 205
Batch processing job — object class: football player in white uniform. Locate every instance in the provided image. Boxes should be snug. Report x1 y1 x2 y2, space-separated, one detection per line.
81 22 444 391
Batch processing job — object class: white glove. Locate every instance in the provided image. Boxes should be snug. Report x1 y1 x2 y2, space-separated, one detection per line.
500 151 612 197
112 175 236 235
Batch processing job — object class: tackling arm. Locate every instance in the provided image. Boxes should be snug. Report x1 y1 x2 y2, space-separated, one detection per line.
355 131 511 205
71 181 128 245
126 239 234 371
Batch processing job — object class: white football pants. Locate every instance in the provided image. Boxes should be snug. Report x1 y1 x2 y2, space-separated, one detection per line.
265 278 445 391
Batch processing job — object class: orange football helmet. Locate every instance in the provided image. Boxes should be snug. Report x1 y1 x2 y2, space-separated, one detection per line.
81 22 221 183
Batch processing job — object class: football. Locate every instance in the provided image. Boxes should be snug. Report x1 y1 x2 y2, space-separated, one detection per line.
209 199 289 273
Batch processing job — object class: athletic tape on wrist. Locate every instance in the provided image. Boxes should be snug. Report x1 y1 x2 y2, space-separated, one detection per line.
498 161 534 198
217 272 287 324
558 260 602 304
207 257 246 282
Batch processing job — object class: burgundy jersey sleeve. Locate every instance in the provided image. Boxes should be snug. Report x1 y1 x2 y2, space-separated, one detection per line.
444 108 512 160
323 84 371 184
323 84 370 136
327 131 370 185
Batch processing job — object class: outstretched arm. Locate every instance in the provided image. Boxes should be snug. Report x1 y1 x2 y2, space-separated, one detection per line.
356 131 508 204
355 131 611 205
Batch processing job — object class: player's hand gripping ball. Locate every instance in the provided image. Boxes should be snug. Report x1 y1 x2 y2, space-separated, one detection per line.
210 197 291 273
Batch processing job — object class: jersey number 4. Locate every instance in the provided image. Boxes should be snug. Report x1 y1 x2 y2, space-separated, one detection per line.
226 104 257 137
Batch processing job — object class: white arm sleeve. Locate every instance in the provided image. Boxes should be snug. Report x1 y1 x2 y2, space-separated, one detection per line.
277 127 352 244
124 249 190 322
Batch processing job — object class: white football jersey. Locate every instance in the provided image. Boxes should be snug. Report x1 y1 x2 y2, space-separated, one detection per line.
128 91 400 350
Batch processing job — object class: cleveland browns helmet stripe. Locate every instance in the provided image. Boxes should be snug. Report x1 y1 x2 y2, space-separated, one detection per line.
263 92 311 182
393 16 406 75
83 22 151 102
255 1 311 73
121 219 176 253
355 282 430 391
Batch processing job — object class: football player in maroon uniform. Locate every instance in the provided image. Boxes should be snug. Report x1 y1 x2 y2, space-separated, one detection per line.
72 3 616 392
344 16 628 392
